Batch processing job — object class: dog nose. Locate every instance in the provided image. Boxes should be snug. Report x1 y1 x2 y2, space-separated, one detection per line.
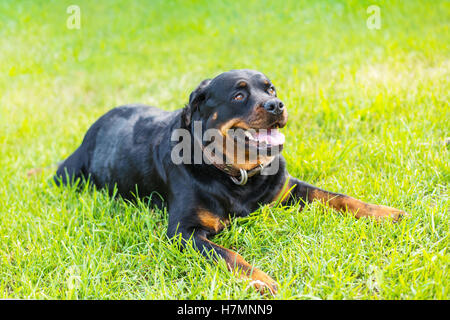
263 99 284 115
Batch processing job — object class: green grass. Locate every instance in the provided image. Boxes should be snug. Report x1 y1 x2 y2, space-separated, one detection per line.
0 0 449 299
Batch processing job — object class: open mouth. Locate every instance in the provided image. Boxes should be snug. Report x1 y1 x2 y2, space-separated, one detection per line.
227 125 285 154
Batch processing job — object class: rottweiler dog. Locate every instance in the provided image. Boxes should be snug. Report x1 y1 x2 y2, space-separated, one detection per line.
54 69 406 295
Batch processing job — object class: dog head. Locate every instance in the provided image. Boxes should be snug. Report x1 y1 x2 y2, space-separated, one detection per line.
182 69 288 170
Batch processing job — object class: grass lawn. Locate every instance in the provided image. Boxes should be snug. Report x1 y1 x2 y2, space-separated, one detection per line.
0 0 448 299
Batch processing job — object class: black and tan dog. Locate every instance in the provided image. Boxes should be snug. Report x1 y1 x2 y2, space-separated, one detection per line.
54 69 406 295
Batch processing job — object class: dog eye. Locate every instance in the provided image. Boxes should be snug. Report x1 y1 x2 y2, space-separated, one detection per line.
267 88 276 96
233 93 245 101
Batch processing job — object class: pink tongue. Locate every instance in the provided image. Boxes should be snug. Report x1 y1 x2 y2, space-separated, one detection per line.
255 129 285 146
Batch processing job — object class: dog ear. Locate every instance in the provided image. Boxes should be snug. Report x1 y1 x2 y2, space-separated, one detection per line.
182 79 211 128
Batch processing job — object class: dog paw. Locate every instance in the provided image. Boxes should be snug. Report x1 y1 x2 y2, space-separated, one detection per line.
27 167 43 177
